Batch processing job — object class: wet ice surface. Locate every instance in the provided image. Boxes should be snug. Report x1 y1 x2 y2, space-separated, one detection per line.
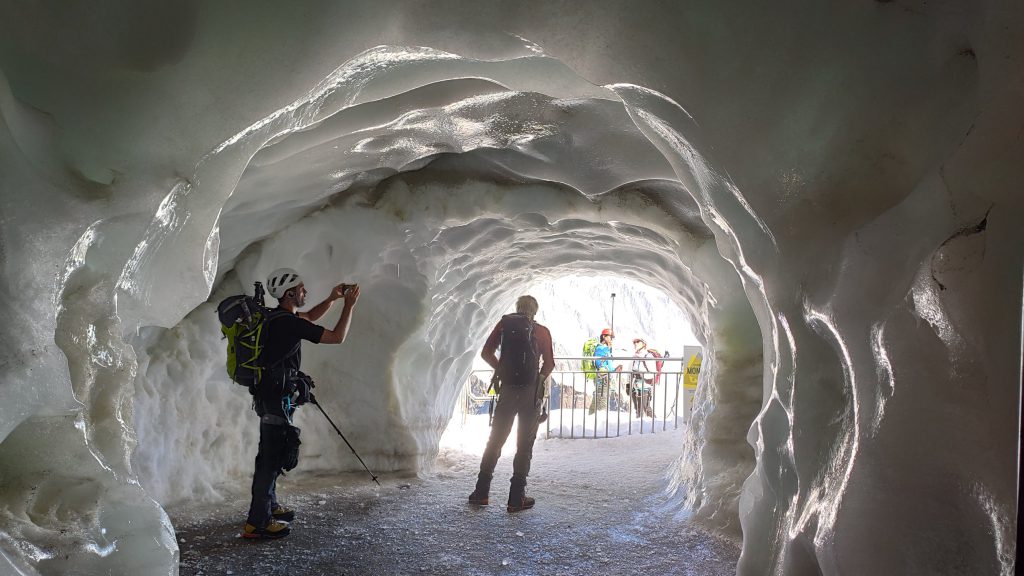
172 419 739 575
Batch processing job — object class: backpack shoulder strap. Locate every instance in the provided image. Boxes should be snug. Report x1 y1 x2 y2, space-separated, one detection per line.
260 309 302 371
265 308 293 321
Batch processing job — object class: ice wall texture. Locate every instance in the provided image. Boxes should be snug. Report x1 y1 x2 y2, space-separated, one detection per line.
0 1 1021 575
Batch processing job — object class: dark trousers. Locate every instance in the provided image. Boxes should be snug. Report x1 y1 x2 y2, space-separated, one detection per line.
479 385 542 480
247 422 286 528
632 388 654 417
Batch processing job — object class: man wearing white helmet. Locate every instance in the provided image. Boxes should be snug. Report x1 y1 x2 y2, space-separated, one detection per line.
243 267 361 540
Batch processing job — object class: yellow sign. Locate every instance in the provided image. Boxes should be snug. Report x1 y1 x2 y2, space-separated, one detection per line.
684 355 701 390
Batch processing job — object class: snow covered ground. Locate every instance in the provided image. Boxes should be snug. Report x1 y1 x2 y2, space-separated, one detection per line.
171 414 738 575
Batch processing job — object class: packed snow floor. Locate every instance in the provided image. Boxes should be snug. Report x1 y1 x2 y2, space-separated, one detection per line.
171 414 739 575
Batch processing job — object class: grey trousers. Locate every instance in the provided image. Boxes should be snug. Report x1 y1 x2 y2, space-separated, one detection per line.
479 385 542 479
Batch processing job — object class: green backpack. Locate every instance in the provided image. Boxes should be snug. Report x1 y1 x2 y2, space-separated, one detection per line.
581 337 599 381
216 282 289 390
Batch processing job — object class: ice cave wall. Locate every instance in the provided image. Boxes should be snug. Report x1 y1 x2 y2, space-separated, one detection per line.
1 1 1022 575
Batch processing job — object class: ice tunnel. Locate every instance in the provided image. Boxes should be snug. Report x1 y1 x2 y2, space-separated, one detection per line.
0 2 1021 575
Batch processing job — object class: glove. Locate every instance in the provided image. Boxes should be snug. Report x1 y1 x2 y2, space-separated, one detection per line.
292 372 315 406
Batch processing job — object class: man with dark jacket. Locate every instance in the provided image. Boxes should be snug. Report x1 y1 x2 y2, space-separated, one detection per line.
468 295 554 512
242 267 360 539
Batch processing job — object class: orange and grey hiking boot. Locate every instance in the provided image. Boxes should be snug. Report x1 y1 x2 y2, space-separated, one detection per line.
271 504 295 522
242 520 291 540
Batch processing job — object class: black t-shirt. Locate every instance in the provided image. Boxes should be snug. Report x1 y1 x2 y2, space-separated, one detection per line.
255 309 325 415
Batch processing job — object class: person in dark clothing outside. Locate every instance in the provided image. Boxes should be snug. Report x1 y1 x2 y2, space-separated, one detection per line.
468 295 554 512
242 267 360 539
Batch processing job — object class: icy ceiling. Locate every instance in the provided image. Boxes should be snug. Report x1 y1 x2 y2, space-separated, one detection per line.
0 1 1022 575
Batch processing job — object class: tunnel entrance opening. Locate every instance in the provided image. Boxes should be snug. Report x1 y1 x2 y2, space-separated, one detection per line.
440 274 701 460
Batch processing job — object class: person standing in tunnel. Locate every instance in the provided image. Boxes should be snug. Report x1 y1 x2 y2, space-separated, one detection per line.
242 268 361 539
468 295 554 512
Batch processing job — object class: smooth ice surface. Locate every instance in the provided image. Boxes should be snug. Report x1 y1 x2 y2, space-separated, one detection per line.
1 2 1022 575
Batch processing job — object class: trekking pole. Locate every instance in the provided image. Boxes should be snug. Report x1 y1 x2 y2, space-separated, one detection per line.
311 398 381 486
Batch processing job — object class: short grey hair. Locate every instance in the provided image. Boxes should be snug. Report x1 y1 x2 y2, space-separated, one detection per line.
516 295 539 319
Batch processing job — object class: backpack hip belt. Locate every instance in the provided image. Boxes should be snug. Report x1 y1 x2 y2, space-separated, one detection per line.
260 414 290 426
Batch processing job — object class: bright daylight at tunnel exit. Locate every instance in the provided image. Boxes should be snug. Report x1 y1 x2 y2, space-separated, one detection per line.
0 2 1021 576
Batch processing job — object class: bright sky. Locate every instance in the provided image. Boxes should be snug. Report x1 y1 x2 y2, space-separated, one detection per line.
472 275 700 370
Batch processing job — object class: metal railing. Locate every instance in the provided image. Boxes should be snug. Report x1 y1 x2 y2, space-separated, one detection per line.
461 356 692 439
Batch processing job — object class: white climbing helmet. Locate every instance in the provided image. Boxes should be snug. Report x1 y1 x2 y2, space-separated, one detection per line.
266 268 303 299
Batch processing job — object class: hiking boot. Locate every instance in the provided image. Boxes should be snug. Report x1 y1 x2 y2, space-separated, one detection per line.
242 520 291 540
468 491 490 506
468 472 492 506
507 475 534 513
507 495 536 513
271 504 295 522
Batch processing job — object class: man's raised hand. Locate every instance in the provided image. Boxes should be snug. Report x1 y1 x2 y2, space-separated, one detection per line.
342 284 360 305
330 283 348 300
331 283 360 301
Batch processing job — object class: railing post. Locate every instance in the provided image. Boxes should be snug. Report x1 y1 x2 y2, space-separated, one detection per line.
676 370 682 429
685 369 692 425
547 376 552 438
622 372 629 437
574 371 579 439
665 369 670 432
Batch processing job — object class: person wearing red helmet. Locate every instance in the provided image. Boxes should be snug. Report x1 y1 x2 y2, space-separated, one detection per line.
589 328 619 413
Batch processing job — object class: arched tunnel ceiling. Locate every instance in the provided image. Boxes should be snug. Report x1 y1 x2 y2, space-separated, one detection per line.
215 74 713 276
0 2 1021 576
